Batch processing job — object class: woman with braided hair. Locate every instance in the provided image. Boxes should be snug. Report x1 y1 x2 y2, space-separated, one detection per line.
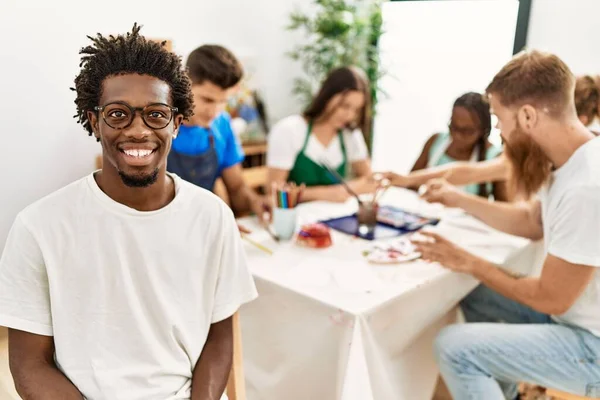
390 92 508 200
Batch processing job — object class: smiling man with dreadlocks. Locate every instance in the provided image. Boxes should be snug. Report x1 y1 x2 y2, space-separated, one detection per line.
0 24 257 400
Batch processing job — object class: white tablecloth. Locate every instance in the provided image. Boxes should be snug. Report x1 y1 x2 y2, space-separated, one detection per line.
237 188 533 400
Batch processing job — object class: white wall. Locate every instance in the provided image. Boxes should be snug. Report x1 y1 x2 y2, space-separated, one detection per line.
527 0 600 75
372 0 600 174
0 0 307 247
372 0 519 173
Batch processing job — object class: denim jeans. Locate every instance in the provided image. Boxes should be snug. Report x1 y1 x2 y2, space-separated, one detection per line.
434 284 600 399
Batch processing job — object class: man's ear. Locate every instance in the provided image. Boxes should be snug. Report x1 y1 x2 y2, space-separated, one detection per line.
517 104 538 132
87 110 100 140
172 114 184 138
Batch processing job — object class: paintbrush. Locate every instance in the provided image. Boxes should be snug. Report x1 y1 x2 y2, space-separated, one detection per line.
372 178 390 205
320 159 363 205
266 226 280 242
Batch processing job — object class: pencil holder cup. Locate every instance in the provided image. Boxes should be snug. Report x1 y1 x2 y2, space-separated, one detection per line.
273 208 298 240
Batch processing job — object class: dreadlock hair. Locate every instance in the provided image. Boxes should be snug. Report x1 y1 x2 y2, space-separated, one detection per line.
72 23 194 141
452 92 492 198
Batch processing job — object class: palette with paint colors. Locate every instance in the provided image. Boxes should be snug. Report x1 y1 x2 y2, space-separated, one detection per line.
362 238 421 264
377 205 439 231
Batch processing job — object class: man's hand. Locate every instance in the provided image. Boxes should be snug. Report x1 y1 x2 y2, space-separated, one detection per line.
411 231 482 274
420 179 462 207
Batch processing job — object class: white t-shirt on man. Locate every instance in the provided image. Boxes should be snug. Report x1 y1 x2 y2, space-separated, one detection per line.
540 137 600 335
0 173 258 399
267 115 369 170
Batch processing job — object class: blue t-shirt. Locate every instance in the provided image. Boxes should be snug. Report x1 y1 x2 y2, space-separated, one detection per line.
171 112 245 174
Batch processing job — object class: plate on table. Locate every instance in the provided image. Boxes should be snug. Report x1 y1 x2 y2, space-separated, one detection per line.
362 238 421 264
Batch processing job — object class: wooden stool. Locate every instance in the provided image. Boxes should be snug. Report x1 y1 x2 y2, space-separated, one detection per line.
226 312 246 400
547 388 598 399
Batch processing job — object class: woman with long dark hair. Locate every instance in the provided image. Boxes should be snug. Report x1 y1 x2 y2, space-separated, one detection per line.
382 92 507 200
266 66 375 202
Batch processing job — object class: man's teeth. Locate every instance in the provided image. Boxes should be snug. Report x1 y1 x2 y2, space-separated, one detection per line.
123 149 153 157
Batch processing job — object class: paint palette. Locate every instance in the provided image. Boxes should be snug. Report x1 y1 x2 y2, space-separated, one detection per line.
377 205 439 231
362 238 421 264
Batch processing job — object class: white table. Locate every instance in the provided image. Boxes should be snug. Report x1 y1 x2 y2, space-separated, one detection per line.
237 188 533 400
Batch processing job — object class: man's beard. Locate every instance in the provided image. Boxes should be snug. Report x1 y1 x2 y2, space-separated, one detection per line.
502 123 553 199
118 169 159 188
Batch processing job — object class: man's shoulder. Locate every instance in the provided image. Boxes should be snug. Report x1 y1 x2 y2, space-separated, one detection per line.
548 173 600 214
17 176 90 231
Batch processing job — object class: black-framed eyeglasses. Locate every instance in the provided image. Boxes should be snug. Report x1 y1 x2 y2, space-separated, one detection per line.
94 101 178 130
448 122 480 137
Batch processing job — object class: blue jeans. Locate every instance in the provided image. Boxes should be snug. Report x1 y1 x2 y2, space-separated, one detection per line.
435 285 600 399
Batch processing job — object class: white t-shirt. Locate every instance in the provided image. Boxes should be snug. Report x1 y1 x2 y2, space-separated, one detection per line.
267 115 369 170
540 137 600 335
0 173 257 400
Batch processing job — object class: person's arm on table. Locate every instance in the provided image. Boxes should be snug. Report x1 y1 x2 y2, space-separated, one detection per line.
9 330 83 399
191 317 233 400
382 154 510 190
420 179 543 240
413 185 600 316
413 233 594 316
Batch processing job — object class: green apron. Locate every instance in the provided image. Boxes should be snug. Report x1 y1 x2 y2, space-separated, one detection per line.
287 123 347 187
